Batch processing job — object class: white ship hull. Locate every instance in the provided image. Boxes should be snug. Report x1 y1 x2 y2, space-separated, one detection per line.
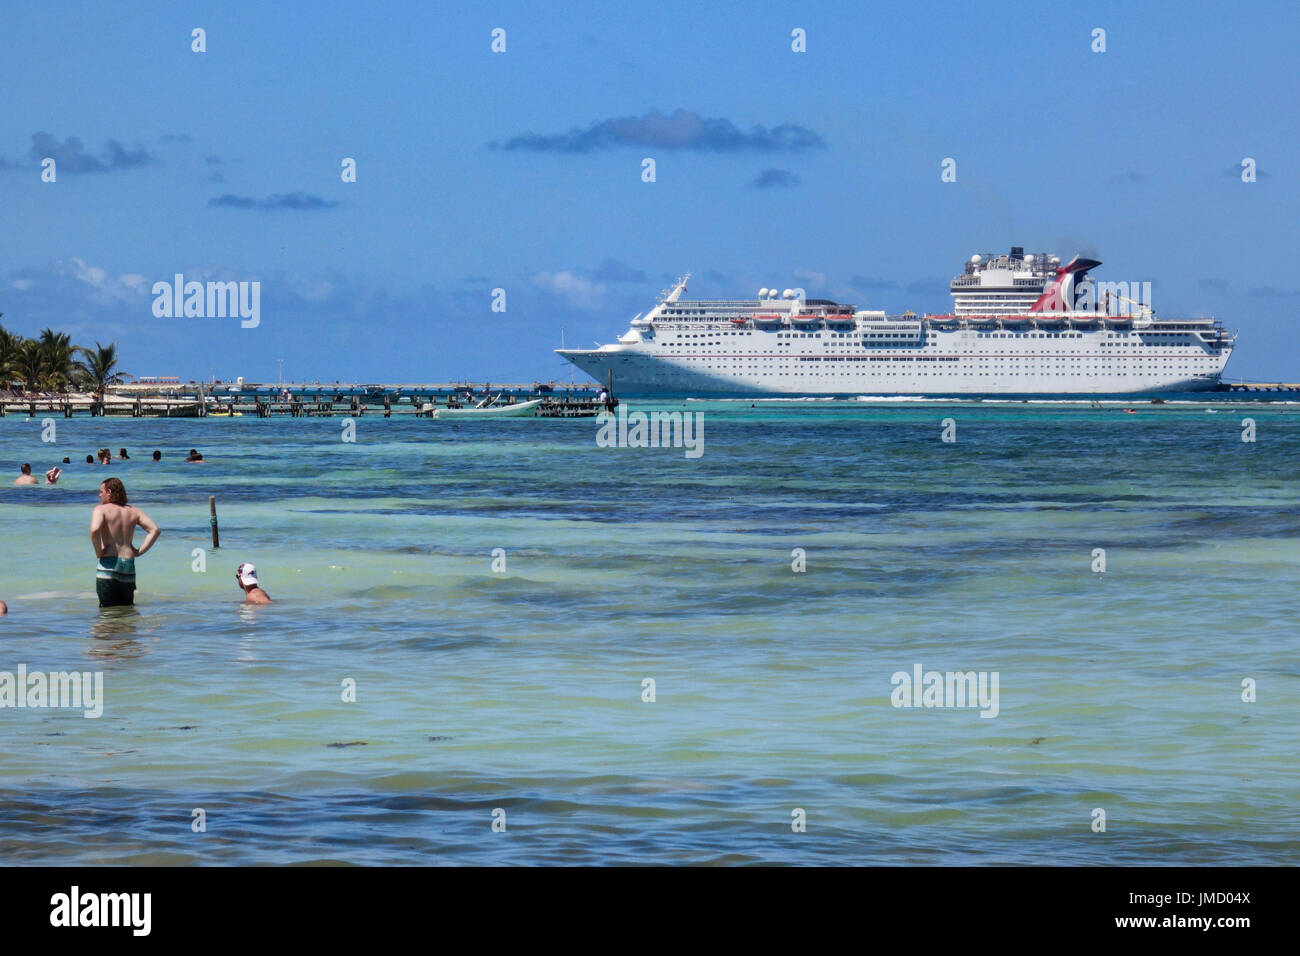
558 256 1235 397
560 327 1231 397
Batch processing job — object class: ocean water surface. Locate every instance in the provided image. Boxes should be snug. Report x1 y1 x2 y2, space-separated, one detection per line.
1 399 1297 864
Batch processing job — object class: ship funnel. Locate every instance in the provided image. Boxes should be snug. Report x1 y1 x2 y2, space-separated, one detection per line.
1029 255 1102 312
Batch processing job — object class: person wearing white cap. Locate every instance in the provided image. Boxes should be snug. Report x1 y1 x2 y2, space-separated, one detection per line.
235 563 272 604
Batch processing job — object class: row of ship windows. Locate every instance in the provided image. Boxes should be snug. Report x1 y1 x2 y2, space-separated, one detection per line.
666 371 1210 377
676 332 1102 339
663 352 1214 358
677 363 1210 369
665 330 1208 340
668 334 1200 345
661 341 1215 351
794 356 1209 362
664 335 1202 345
657 350 1214 358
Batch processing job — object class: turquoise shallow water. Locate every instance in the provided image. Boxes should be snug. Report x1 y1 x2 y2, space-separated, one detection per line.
1 399 1297 864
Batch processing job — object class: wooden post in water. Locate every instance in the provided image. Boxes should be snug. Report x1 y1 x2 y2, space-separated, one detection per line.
209 496 220 549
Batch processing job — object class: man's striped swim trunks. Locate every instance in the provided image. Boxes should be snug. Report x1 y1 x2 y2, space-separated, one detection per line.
96 556 136 607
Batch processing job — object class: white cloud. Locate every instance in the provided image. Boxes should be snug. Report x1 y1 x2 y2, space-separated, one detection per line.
291 278 335 302
47 258 150 301
531 270 606 309
63 257 107 286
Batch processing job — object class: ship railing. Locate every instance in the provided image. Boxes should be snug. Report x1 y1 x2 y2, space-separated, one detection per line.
662 299 796 307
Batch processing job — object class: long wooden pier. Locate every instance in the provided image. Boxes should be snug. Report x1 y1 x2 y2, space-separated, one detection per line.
0 382 608 419
1219 382 1300 393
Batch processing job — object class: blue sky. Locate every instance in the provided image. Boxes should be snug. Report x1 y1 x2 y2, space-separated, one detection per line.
2 0 1297 383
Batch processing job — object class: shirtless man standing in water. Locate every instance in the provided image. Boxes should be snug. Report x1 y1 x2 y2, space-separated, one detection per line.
90 477 161 607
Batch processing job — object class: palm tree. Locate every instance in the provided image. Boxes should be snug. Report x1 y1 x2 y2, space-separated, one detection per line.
38 328 79 391
0 323 21 389
15 338 46 392
74 341 124 399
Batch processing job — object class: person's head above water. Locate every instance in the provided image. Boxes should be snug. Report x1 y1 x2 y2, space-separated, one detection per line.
85 455 94 464
19 463 31 475
235 562 272 603
98 476 127 506
152 450 161 461
119 448 129 459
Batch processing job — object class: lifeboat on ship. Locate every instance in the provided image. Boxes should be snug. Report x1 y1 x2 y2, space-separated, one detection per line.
752 312 784 328
791 311 823 327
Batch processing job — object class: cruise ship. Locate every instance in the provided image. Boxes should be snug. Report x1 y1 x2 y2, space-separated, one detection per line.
556 248 1235 396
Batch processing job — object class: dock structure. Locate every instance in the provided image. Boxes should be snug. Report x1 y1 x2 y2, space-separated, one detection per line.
1220 382 1300 394
0 382 607 419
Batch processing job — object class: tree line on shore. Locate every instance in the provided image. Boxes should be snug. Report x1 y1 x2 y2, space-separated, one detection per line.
0 316 123 396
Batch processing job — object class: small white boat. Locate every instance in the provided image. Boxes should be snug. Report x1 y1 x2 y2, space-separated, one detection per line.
431 398 543 419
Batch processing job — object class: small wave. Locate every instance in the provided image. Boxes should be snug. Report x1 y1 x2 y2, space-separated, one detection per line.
14 590 94 601
852 395 977 403
685 396 838 402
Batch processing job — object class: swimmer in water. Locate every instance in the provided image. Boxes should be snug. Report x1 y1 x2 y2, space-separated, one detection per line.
235 563 272 604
